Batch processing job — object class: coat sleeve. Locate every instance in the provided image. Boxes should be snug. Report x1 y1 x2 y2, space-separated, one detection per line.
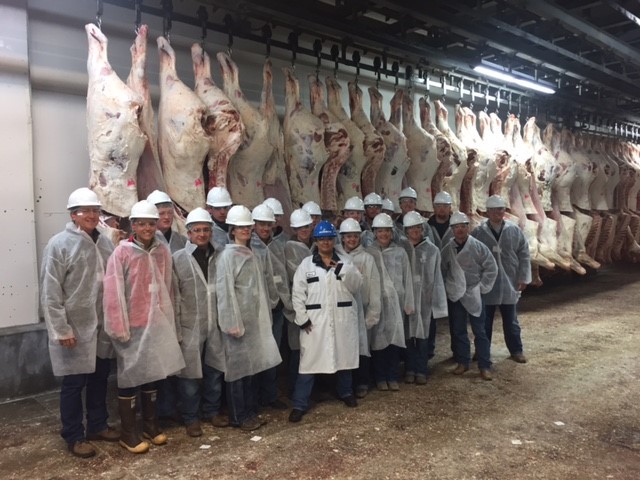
515 230 532 285
363 255 381 328
40 242 75 341
171 258 183 344
478 243 499 294
291 259 311 327
336 261 363 295
262 250 280 309
430 250 448 319
215 253 245 336
401 250 415 312
102 248 131 342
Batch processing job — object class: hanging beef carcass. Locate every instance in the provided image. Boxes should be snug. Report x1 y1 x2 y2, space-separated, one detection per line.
283 68 328 208
488 113 517 204
454 106 480 221
308 75 351 212
419 97 452 199
86 23 145 217
325 77 367 207
348 82 385 197
157 37 210 213
369 87 410 200
126 24 166 201
402 93 438 213
436 100 469 212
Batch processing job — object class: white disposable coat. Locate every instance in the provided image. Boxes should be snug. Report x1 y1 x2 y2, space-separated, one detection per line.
40 223 114 376
471 220 532 305
292 251 363 374
283 239 313 350
408 238 448 339
211 222 230 250
172 242 225 379
441 236 498 317
156 229 187 254
265 232 294 320
427 218 453 249
250 233 285 312
103 238 185 388
216 244 282 382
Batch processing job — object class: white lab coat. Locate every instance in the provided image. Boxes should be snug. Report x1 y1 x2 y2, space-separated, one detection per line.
292 251 362 374
441 235 498 317
216 244 282 382
155 228 187 254
103 238 185 388
40 223 114 376
172 241 225 379
427 217 453 249
471 220 532 305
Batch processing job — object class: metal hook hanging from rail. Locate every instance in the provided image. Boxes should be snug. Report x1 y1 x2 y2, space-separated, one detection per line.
162 0 172 43
196 5 208 50
458 78 464 105
373 56 381 89
405 65 413 94
95 0 103 30
134 0 142 34
392 61 400 90
331 44 340 79
495 89 501 113
484 83 490 112
313 39 322 80
288 31 299 69
508 91 513 115
423 69 431 100
440 74 446 100
223 14 234 56
352 51 361 87
262 24 272 58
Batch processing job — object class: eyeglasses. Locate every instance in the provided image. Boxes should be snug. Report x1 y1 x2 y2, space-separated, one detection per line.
134 220 157 227
74 207 101 215
210 206 231 210
190 228 212 234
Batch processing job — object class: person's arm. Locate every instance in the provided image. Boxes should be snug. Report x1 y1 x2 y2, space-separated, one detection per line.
291 259 312 333
215 253 245 337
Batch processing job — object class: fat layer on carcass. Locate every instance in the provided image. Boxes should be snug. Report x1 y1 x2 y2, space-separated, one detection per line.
419 97 452 198
192 47 243 191
86 23 145 217
157 36 210 212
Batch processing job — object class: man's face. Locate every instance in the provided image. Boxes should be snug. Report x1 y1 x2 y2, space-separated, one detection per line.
405 225 423 244
71 206 101 234
157 205 173 232
294 224 313 243
207 205 231 223
399 197 416 214
315 237 335 256
310 215 321 228
374 227 392 247
487 207 506 225
343 210 362 222
433 203 452 222
341 232 360 252
187 222 212 248
365 205 382 221
452 223 469 243
132 218 157 245
254 220 274 242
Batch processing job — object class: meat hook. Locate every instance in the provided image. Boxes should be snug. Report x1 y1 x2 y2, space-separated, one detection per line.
196 5 208 50
134 0 142 34
95 0 103 30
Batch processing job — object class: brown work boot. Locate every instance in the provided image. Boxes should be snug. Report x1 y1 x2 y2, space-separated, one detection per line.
480 369 493 381
415 374 427 385
141 390 167 446
117 396 149 454
185 421 203 438
510 353 528 364
68 440 96 458
452 364 469 375
87 426 120 442
209 413 230 428
239 417 262 432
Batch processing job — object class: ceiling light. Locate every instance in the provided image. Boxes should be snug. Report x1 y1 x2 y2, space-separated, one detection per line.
473 65 556 95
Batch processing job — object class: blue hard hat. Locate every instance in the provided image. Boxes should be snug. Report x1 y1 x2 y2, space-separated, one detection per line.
313 220 337 238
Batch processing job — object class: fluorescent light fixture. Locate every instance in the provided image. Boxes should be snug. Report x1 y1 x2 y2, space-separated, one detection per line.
474 65 556 95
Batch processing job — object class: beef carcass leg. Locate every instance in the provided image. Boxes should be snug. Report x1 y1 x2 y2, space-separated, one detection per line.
436 100 468 211
419 97 452 199
86 24 145 217
157 36 209 212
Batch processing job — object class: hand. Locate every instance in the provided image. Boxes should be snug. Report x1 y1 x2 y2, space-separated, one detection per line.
404 307 415 315
303 323 313 334
365 316 378 329
517 282 527 292
59 337 77 348
117 333 130 343
228 327 244 338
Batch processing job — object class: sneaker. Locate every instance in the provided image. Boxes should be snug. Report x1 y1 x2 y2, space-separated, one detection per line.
452 364 469 375
404 373 415 384
86 427 119 442
355 386 368 399
388 381 400 391
239 417 262 432
268 399 289 410
185 421 203 438
288 409 305 423
68 440 96 459
415 374 427 385
376 381 389 391
480 369 493 381
510 353 528 363
209 414 229 428
342 395 358 408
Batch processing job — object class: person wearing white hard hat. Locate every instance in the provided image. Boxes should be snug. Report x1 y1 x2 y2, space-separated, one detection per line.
428 191 454 249
206 186 234 249
302 200 322 228
251 204 292 411
263 197 291 246
368 213 414 392
172 208 228 437
103 200 185 454
381 197 395 217
40 188 119 458
441 211 498 381
471 195 531 364
402 212 448 385
216 205 282 431
362 192 383 229
337 218 381 398
147 190 186 254
398 187 417 213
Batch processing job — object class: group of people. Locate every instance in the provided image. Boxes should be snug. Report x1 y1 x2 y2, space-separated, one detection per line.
40 184 531 459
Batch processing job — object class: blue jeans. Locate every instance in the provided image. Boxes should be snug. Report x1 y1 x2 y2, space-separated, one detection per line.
60 357 111 444
226 375 256 427
156 375 178 417
177 364 224 425
449 300 492 370
287 349 300 397
291 370 353 411
427 316 437 359
372 345 400 383
406 338 429 376
255 307 285 405
485 304 524 355
118 381 159 398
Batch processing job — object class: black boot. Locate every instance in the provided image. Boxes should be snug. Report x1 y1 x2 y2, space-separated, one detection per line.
141 390 167 446
117 396 149 454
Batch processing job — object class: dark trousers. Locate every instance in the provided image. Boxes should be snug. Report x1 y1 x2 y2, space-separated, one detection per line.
485 304 524 355
177 364 224 425
354 355 371 389
255 306 285 406
118 381 159 398
227 375 257 427
406 337 429 376
372 345 400 383
156 375 178 417
449 300 492 370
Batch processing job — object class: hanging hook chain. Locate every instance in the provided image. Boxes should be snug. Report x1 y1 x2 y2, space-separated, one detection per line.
331 44 340 79
262 24 272 58
223 15 234 56
313 39 322 80
352 50 361 86
196 5 208 49
288 31 299 69
162 0 173 43
96 0 103 30
134 0 142 33
392 61 399 89
373 56 381 89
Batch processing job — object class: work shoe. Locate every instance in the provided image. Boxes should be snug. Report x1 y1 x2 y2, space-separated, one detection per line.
510 353 528 364
342 395 358 408
288 409 305 423
118 396 150 454
185 421 203 438
376 381 389 391
87 427 120 442
388 381 400 391
267 399 289 410
415 374 427 385
141 391 167 446
209 414 230 428
68 440 96 459
355 386 368 399
239 417 262 432
404 373 415 384
480 369 493 381
452 364 469 375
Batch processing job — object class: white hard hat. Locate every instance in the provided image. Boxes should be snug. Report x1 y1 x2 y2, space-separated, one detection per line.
252 204 275 222
290 208 313 228
486 195 507 209
382 198 394 212
433 191 453 205
146 190 172 206
343 196 365 211
130 200 159 219
302 201 322 216
206 186 233 207
67 188 101 210
372 213 394 228
363 192 383 206
339 218 362 233
226 205 254 226
186 207 212 226
403 211 425 228
450 211 470 226
263 197 284 215
399 187 417 200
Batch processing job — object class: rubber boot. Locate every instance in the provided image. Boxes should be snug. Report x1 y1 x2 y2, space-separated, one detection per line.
117 396 149 454
141 390 168 446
